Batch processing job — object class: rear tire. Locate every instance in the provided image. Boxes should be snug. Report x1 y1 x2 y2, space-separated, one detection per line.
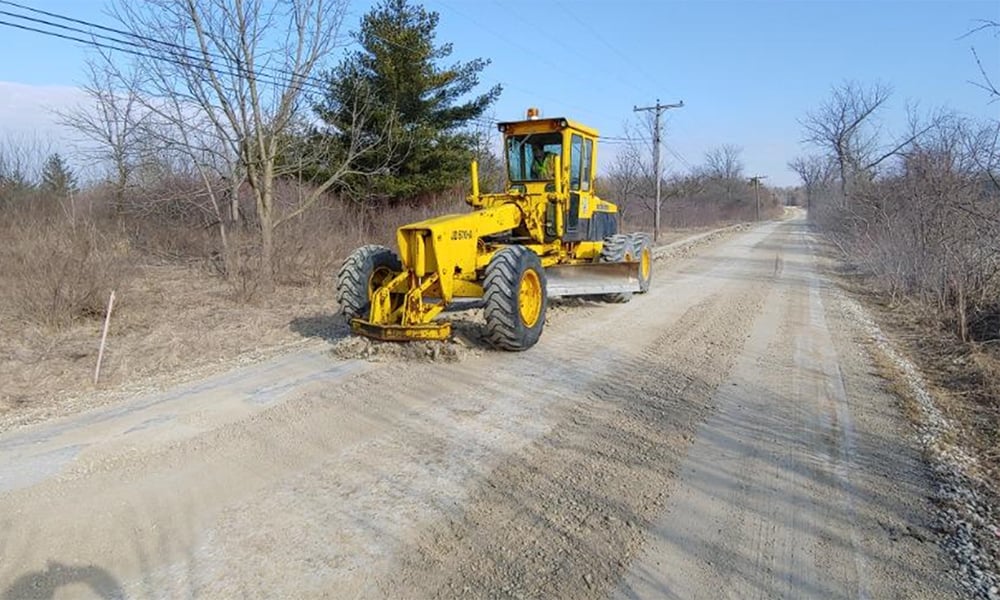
599 234 633 303
483 246 547 351
628 232 652 293
336 245 402 319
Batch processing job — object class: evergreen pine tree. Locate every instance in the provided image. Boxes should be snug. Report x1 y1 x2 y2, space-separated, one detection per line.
315 0 501 203
41 153 78 197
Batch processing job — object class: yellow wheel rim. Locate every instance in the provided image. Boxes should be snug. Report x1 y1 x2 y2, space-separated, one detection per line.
640 248 651 280
519 269 543 328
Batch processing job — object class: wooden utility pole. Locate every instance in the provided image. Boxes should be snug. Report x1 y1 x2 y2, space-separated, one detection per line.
750 175 768 221
634 99 684 242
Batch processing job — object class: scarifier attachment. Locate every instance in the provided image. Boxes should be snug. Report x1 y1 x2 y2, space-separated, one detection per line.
350 319 451 341
349 268 453 341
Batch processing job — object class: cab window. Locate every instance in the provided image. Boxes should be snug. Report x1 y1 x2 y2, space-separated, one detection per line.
506 133 562 182
569 134 583 191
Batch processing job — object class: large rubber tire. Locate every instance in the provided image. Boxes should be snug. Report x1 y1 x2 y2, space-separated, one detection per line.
599 234 634 304
335 245 402 319
628 232 653 293
483 246 548 351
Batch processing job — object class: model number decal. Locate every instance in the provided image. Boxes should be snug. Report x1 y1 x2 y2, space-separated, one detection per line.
451 230 473 240
596 202 612 211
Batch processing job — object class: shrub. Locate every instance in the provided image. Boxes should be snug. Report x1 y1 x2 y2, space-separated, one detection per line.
0 215 134 327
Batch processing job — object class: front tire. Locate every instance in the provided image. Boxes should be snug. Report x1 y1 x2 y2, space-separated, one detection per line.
628 232 652 293
599 234 633 303
483 246 547 351
336 245 402 319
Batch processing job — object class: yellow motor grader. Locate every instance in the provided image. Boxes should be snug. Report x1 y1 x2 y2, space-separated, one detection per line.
336 109 652 351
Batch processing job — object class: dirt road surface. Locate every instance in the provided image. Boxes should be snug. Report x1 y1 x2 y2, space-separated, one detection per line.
0 215 961 599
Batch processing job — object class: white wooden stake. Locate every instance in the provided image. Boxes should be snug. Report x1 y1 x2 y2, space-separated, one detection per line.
94 290 116 385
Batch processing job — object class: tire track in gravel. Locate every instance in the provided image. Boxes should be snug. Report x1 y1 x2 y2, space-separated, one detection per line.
376 262 772 598
614 218 960 600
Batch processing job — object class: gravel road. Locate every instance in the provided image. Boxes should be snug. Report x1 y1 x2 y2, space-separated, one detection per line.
0 215 961 599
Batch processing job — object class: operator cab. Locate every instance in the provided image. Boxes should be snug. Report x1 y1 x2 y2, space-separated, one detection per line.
498 108 596 195
497 108 610 243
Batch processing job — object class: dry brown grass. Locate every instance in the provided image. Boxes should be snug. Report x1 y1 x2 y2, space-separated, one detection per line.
0 209 135 328
271 195 466 289
0 187 472 431
822 236 1000 492
869 348 925 427
621 197 784 233
0 262 335 431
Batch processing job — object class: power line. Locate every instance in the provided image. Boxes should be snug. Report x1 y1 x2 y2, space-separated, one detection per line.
0 0 335 93
0 0 519 126
0 15 333 96
5 0 664 156
550 0 661 100
489 0 651 101
0 1 225 62
0 1 522 146
435 0 608 123
664 143 694 170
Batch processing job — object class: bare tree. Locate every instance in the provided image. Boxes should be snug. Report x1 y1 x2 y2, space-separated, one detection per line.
470 112 505 194
802 81 944 198
0 133 52 193
800 93 1000 341
788 154 836 210
702 144 744 202
961 20 1000 100
606 118 660 227
57 57 145 214
144 99 243 261
703 144 744 181
604 135 646 223
800 81 892 195
103 0 384 285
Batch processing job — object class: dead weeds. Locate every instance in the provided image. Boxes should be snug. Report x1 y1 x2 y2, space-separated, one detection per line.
819 234 1000 497
0 263 335 432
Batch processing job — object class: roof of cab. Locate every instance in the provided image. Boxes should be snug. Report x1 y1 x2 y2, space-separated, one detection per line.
496 117 599 138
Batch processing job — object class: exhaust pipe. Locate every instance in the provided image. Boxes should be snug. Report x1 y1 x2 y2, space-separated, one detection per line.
470 160 479 198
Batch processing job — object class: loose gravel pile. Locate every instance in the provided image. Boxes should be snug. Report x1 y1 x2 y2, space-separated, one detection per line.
329 335 472 362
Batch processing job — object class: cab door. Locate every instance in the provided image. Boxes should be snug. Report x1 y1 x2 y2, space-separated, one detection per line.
563 133 596 242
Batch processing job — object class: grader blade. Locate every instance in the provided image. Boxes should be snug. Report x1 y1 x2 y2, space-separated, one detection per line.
545 262 642 298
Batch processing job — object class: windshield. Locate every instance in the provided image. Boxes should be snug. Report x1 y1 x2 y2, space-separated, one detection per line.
506 133 562 182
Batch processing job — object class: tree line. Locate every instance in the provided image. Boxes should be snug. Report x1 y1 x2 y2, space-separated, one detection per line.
599 127 785 231
790 77 999 343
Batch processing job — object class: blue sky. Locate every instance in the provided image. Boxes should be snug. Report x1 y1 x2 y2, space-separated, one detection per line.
1 0 998 185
